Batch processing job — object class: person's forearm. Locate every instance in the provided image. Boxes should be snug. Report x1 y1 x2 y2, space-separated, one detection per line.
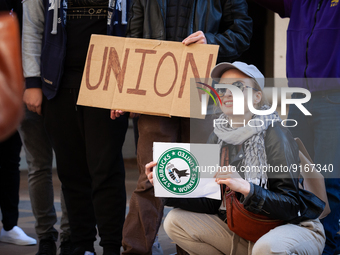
22 0 44 88
251 0 285 17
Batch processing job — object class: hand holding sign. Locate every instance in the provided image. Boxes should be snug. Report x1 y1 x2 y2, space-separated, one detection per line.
214 167 250 197
110 110 125 119
110 110 140 119
182 31 207 45
145 161 157 185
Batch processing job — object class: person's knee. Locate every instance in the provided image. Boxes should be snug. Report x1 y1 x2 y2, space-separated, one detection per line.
27 165 52 180
163 210 176 238
164 209 183 240
252 238 280 255
253 238 296 255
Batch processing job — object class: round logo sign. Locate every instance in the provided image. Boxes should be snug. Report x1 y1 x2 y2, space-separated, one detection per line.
156 147 200 195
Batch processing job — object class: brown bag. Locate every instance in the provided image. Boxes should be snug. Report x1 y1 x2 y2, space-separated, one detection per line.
0 12 24 141
220 146 284 243
220 138 330 243
295 138 331 219
224 187 284 243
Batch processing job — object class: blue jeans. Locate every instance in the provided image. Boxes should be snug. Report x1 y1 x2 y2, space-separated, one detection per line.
18 107 70 242
288 91 340 255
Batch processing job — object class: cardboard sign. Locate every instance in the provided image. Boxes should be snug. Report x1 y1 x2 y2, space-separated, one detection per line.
77 35 219 118
153 142 221 199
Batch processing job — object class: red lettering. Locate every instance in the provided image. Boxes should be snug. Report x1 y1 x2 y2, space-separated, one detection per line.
86 44 108 90
103 47 130 92
178 53 214 98
154 52 178 97
126 49 156 95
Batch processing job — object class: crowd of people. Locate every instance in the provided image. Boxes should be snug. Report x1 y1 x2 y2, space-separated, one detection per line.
0 0 339 255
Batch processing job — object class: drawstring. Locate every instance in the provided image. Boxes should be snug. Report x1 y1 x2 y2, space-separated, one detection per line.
116 0 127 24
51 0 60 34
230 234 240 255
121 0 127 24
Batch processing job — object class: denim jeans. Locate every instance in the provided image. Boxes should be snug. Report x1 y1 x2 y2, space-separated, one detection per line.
18 107 70 242
288 91 340 255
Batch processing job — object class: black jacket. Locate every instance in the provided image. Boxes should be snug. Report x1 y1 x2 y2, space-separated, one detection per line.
164 123 324 223
126 0 253 63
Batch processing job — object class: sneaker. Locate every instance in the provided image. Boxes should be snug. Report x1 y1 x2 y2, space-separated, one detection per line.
72 251 95 255
71 247 96 255
36 239 56 255
0 226 37 246
84 252 95 255
60 239 73 255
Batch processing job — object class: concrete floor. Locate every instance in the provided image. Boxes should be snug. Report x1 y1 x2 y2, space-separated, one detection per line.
0 159 176 255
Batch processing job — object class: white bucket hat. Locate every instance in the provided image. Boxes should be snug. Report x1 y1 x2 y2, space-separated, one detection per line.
210 61 265 89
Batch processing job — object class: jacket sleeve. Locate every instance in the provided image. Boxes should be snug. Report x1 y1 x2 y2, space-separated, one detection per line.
163 197 222 214
125 0 144 38
204 0 252 62
251 0 292 18
22 0 45 89
242 124 301 221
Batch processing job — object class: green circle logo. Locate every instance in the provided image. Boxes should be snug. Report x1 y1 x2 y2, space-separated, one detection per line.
156 147 200 195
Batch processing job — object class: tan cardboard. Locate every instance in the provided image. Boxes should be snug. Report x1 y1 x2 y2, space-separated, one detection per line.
77 35 219 118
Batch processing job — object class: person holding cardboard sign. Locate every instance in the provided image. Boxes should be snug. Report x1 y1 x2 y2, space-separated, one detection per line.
146 62 327 255
119 1 252 254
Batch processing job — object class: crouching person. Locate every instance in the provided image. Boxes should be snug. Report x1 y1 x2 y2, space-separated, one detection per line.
145 62 326 255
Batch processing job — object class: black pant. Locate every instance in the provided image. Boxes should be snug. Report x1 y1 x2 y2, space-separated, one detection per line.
0 131 22 231
43 89 128 253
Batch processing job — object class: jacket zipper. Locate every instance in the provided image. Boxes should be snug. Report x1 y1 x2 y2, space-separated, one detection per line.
304 0 323 86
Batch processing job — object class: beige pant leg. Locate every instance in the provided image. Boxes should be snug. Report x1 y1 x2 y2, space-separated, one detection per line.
164 208 251 255
252 219 326 255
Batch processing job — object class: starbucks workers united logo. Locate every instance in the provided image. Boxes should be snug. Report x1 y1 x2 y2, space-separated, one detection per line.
156 148 200 195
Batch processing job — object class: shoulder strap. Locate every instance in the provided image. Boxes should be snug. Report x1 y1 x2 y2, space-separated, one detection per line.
220 146 229 167
295 138 331 219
